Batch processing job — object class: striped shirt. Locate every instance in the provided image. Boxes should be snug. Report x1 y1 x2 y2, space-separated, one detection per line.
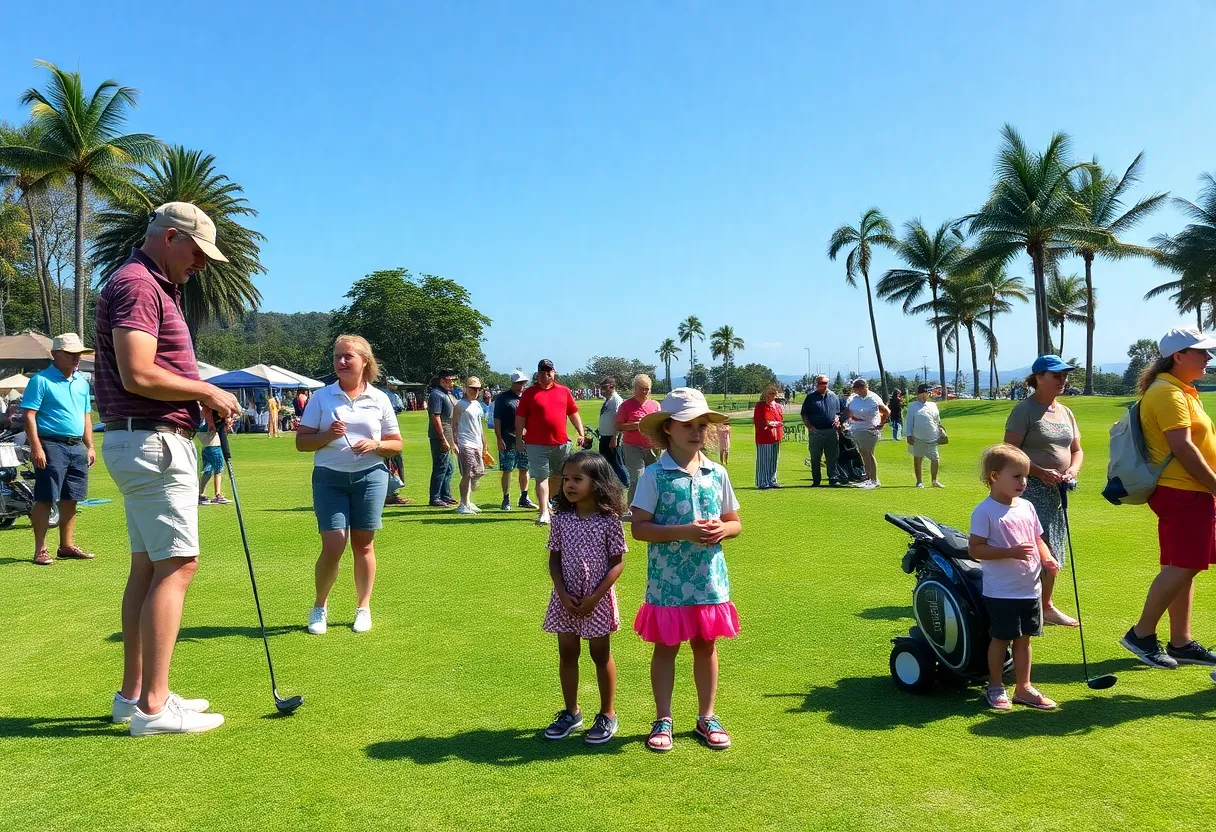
95 248 201 431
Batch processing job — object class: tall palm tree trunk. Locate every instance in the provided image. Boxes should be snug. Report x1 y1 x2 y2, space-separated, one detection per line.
861 269 889 399
932 280 947 401
73 175 86 335
1032 248 1050 355
22 194 54 334
1059 321 1065 357
665 358 671 390
988 304 997 398
1083 254 1095 395
967 324 980 399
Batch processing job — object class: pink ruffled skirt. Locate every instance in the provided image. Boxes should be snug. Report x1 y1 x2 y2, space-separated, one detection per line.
633 602 740 646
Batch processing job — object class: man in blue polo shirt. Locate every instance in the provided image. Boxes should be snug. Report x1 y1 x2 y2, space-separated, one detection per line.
21 333 96 566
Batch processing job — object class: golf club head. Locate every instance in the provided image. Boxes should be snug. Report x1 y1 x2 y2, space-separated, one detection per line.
1087 675 1117 690
274 692 304 714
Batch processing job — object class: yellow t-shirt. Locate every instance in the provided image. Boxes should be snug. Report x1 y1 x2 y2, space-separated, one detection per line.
1140 373 1216 492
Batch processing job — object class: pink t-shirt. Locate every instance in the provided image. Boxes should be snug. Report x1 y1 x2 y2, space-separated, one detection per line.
616 397 661 447
969 496 1043 599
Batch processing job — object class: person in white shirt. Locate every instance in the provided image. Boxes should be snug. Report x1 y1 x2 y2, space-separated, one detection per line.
905 383 945 488
296 336 402 635
844 378 889 488
454 377 487 515
597 377 629 486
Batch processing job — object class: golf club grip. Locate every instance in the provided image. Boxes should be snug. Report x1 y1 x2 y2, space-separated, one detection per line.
214 410 232 462
1058 481 1068 510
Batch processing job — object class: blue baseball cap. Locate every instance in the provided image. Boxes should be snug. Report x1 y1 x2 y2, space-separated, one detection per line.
1031 355 1076 373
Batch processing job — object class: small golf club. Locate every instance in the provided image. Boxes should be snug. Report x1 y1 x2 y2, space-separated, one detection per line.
1059 481 1117 690
216 413 304 715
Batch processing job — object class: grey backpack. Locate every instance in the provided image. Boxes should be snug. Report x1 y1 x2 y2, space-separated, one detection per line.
1103 397 1171 506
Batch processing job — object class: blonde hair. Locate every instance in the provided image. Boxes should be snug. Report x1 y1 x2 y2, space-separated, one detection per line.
763 382 779 397
1137 354 1176 395
633 373 653 390
647 416 720 452
333 334 380 383
980 443 1030 484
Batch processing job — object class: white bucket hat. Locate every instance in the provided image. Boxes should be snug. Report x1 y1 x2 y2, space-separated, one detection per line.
50 332 93 355
640 387 727 442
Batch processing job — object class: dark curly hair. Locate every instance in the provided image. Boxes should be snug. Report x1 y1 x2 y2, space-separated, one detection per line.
555 450 626 516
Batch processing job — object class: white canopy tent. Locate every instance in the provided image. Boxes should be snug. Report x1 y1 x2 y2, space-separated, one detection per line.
268 365 324 389
196 361 227 380
0 373 30 395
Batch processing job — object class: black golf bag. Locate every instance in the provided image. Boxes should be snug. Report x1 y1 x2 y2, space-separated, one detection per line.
0 436 58 530
884 513 1008 693
833 432 868 484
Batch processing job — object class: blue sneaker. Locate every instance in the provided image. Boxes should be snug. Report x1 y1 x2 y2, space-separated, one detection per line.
584 712 618 745
544 709 583 740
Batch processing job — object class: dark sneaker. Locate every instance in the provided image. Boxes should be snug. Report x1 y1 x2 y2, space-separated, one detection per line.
442 497 459 506
1120 627 1179 669
500 496 512 511
584 712 618 745
544 709 583 740
519 496 538 510
1166 640 1216 666
429 499 451 508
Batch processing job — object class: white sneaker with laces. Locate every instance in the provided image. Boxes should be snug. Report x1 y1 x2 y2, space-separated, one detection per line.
456 504 477 515
932 480 945 488
859 480 876 490
353 607 372 633
307 606 328 635
129 697 224 736
915 482 925 489
470 503 482 513
112 691 211 724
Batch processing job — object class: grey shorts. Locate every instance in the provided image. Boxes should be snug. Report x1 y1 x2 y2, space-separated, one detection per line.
527 443 571 480
909 438 940 460
850 429 879 453
985 596 1042 640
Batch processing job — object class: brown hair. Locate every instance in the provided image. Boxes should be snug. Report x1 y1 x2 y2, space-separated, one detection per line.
1137 354 1176 395
980 443 1030 484
556 451 626 516
333 334 380 383
647 415 721 452
763 382 779 397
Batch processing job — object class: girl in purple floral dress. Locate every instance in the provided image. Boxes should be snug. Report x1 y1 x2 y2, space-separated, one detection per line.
542 451 628 745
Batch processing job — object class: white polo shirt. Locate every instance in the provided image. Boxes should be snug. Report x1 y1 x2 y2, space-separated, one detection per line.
300 382 400 473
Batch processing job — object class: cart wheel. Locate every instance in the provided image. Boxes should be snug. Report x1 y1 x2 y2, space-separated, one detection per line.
890 640 936 694
48 504 60 529
0 516 14 529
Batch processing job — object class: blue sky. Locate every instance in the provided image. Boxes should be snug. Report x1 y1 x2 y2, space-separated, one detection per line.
4 1 1214 379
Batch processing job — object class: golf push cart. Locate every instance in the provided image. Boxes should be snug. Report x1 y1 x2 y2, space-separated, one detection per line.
884 513 1009 694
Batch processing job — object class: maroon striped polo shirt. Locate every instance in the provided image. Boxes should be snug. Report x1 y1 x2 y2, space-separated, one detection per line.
95 248 202 431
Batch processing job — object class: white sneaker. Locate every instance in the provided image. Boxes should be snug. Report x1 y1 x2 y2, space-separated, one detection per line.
307 606 328 635
873 480 882 488
456 504 477 515
915 482 925 489
859 480 875 490
112 691 211 724
536 514 551 526
469 503 482 513
353 607 372 633
129 697 224 736
932 481 945 488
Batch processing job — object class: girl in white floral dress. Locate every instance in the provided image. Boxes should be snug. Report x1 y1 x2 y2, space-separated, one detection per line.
632 388 743 752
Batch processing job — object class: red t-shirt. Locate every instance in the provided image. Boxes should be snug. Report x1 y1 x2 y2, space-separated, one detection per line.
516 383 578 446
754 400 784 445
616 397 661 447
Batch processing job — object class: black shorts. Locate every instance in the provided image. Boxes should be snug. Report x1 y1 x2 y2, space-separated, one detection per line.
984 596 1042 640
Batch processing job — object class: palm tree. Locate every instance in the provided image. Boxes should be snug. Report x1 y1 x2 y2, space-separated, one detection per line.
709 325 745 399
928 273 992 400
876 219 963 400
0 199 31 336
958 125 1103 355
828 208 896 398
1 61 162 334
1071 155 1167 393
677 316 705 376
967 265 1028 397
93 146 265 330
0 121 57 333
1147 173 1216 330
655 337 681 391
1042 272 1090 357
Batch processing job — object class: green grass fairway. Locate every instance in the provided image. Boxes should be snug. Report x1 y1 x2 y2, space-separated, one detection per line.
4 397 1216 831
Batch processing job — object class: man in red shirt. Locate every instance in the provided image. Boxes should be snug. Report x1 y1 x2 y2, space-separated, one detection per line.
614 373 661 508
514 359 586 525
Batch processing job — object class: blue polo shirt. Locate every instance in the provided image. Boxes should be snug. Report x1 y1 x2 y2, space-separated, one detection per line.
21 366 91 437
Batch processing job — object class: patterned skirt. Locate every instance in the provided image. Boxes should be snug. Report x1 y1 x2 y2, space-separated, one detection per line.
1023 475 1067 567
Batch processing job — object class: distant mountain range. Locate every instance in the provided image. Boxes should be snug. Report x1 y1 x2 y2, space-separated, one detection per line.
671 362 1130 389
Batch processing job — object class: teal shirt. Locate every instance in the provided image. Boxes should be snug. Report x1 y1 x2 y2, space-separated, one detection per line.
21 366 91 437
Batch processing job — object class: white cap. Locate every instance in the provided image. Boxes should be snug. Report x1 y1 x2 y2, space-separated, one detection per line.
1159 326 1216 358
148 202 228 262
509 370 528 384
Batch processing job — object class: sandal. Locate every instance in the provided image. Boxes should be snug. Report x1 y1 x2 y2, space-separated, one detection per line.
646 718 674 753
694 715 731 749
985 685 1012 711
1012 686 1057 710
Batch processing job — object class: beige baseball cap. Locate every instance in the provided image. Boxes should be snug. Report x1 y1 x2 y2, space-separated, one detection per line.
465 376 483 389
148 202 229 263
51 332 93 355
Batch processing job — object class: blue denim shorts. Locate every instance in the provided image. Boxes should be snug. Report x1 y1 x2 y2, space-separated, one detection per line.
312 463 389 532
34 440 89 503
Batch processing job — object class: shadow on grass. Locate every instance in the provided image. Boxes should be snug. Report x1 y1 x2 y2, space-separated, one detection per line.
1029 657 1140 686
968 685 1216 738
768 675 971 730
366 728 644 765
103 624 298 643
0 557 31 566
856 605 913 621
0 715 121 740
939 402 1007 420
415 516 525 526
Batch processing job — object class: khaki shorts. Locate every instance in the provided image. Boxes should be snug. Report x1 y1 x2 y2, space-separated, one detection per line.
909 438 940 460
528 443 571 480
102 430 200 561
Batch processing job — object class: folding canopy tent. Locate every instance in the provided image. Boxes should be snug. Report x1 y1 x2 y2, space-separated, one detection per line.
0 373 30 394
0 330 95 373
207 364 302 390
268 365 324 389
196 361 227 380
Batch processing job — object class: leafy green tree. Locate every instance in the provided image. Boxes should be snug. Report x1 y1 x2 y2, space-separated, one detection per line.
828 207 895 398
833 371 845 392
959 125 1101 355
1 61 163 334
1071 155 1167 393
876 219 964 401
0 200 31 336
0 120 57 333
1042 272 1090 356
582 356 657 389
1123 338 1160 389
709 324 745 399
329 269 490 383
928 273 992 400
656 337 680 391
685 362 710 389
93 146 265 331
968 265 1027 398
677 316 705 375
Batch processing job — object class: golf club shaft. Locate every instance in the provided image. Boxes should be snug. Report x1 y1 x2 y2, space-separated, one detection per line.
1059 485 1092 678
216 415 281 694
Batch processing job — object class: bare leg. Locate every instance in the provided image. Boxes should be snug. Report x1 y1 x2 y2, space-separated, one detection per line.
536 478 551 518
862 450 877 483
930 458 940 482
1011 637 1033 697
1168 579 1196 647
350 528 376 609
557 632 581 714
1134 566 1199 639
650 642 679 720
589 636 616 717
212 474 223 499
57 500 78 548
138 556 200 714
31 502 52 554
120 551 155 701
518 468 530 498
500 469 510 498
313 529 348 608
459 471 473 507
913 457 923 485
689 637 719 717
987 638 1009 687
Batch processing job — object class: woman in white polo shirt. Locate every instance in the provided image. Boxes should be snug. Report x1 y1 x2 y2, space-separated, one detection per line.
296 335 402 635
